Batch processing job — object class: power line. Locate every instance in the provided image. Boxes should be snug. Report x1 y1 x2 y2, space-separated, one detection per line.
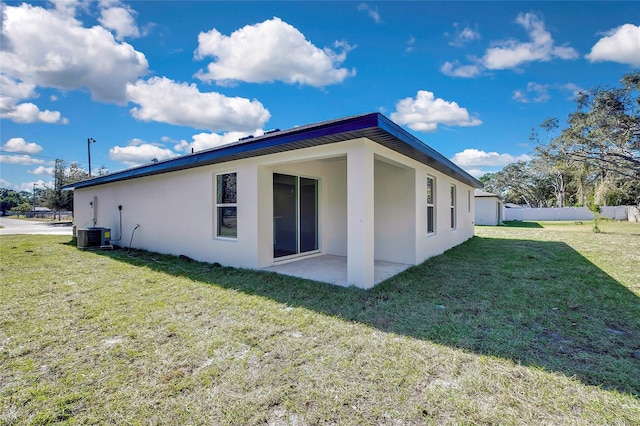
0 150 90 167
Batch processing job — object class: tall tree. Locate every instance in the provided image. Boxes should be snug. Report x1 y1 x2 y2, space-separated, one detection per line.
482 161 553 207
42 161 90 215
0 189 21 216
533 72 640 205
538 72 639 183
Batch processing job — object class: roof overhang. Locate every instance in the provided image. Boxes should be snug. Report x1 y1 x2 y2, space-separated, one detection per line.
63 113 483 190
474 189 501 199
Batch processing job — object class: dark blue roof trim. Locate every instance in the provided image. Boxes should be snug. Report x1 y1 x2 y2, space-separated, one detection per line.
64 113 482 190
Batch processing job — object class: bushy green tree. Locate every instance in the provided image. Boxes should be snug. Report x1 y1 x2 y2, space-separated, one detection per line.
481 161 554 207
536 72 640 205
41 161 91 216
0 189 21 216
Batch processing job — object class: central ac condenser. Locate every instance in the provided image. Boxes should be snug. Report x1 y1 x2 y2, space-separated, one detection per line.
77 227 111 248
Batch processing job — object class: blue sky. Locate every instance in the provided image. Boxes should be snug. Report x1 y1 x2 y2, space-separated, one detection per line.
1 1 639 192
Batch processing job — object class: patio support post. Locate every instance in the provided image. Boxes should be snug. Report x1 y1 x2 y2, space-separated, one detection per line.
347 141 375 289
256 166 273 268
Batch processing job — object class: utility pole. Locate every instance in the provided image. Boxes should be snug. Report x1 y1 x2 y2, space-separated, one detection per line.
32 183 37 212
87 138 96 177
54 159 64 220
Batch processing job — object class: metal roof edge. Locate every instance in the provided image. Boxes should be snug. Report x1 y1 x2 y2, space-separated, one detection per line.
375 114 483 188
63 113 380 190
63 112 482 190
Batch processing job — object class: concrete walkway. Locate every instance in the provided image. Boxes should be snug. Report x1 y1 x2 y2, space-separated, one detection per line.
263 254 411 287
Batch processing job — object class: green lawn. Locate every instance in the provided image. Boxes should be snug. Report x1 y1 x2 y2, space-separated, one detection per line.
1 220 639 424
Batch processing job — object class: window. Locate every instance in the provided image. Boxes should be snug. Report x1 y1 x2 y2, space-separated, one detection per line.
427 176 435 234
450 184 456 229
468 189 471 213
216 172 237 238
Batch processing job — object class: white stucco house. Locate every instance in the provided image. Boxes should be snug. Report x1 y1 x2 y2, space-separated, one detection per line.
66 113 482 289
474 189 502 226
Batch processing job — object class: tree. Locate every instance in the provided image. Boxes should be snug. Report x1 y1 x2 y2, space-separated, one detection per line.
533 72 640 206
15 203 32 218
0 189 18 216
482 161 553 207
539 72 639 182
0 189 21 216
41 161 90 217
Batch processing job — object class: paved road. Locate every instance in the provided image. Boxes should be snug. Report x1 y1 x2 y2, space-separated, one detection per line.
0 217 73 235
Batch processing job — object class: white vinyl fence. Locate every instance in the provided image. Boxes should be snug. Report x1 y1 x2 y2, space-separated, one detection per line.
503 206 636 222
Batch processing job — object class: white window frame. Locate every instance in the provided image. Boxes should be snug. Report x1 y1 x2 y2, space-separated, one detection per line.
215 172 237 239
427 176 435 235
450 184 457 230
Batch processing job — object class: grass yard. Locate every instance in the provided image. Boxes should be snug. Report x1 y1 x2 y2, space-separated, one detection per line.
1 220 639 424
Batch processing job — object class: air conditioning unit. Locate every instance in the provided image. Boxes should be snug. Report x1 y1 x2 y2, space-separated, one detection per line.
77 227 111 249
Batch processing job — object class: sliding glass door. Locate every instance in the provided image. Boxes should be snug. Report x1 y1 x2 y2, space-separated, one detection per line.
273 173 318 259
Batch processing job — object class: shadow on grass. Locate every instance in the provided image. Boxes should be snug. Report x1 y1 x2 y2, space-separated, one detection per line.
502 220 544 228
84 237 640 397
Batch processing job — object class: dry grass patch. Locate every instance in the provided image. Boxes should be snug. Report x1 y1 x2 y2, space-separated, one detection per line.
1 222 639 424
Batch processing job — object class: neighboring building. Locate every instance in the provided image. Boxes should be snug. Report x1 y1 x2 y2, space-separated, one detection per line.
474 189 502 226
65 113 482 289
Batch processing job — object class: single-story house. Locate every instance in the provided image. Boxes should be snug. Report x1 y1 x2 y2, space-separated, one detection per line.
474 189 502 226
65 113 482 289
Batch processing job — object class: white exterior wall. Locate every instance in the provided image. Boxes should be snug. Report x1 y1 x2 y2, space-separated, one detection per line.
374 157 415 264
475 196 501 225
413 167 475 264
74 142 355 269
73 137 476 288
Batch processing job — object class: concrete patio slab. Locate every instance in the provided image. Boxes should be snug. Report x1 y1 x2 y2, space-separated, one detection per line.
263 254 412 287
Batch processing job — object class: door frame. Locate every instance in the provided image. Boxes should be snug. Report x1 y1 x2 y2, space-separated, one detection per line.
272 172 321 262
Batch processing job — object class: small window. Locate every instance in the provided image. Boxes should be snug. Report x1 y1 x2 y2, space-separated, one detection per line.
427 176 435 234
216 172 237 238
468 189 471 213
450 184 456 229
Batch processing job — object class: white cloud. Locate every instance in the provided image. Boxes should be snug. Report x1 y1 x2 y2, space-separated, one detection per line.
126 77 271 132
465 169 485 178
194 17 355 87
1 137 43 154
98 2 141 40
482 12 578 70
0 75 35 101
440 61 482 78
49 0 87 18
451 148 532 167
0 75 68 124
108 140 177 166
28 166 55 176
1 102 68 124
406 36 415 53
1 2 148 104
586 24 640 66
390 91 482 132
448 23 480 47
442 12 577 78
357 3 381 24
560 83 584 100
512 82 550 103
22 180 49 191
512 82 584 103
0 154 50 165
0 178 49 192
